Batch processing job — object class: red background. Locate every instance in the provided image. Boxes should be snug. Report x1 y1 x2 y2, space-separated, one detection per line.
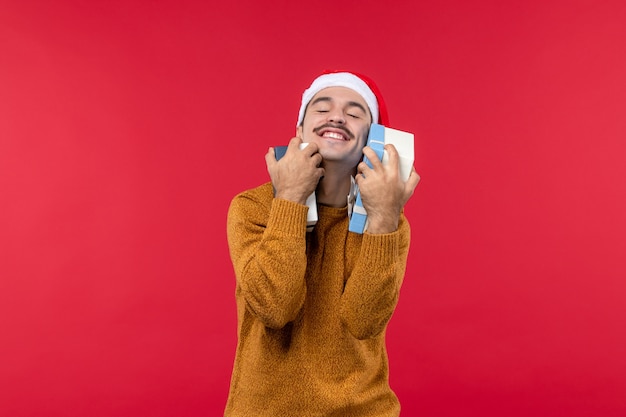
2 0 626 415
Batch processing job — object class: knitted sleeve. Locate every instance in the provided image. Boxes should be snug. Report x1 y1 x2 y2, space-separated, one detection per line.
227 185 309 329
340 214 411 340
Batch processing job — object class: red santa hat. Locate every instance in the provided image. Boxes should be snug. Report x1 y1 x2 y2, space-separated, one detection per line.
297 70 389 127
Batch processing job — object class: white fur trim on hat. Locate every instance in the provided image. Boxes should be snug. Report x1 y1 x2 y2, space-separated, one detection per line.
296 72 379 126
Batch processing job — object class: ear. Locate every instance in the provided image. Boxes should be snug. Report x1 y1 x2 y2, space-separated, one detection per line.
296 125 303 139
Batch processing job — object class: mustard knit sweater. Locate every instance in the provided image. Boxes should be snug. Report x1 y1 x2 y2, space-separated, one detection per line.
224 182 411 416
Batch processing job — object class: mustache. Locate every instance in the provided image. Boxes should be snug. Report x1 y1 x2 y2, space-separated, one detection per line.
313 123 354 140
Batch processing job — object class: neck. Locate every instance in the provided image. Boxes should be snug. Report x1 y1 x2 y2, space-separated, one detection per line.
315 162 356 208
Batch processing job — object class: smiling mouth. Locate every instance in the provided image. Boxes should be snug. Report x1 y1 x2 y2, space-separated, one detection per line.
322 131 347 140
314 124 354 141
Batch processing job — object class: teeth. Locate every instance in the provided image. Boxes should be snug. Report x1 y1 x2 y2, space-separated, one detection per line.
323 132 345 140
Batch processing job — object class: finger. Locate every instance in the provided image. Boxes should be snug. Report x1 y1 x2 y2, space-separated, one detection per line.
405 169 421 192
266 146 276 161
288 136 303 150
357 160 373 177
384 144 400 168
311 152 323 167
410 167 421 184
354 168 364 186
362 146 383 169
302 141 319 156
265 147 277 169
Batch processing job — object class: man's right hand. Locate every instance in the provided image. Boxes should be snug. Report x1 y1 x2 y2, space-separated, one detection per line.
265 137 325 205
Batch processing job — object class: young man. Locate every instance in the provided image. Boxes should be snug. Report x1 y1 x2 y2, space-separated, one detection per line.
224 71 420 416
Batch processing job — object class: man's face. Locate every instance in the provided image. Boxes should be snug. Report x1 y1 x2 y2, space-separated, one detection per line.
296 86 371 170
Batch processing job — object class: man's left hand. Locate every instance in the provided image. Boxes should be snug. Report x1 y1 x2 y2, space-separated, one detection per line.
355 144 420 234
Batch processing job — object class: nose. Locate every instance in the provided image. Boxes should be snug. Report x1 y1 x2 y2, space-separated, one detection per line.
327 108 345 124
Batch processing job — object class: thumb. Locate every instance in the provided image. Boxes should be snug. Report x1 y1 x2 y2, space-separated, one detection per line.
265 147 277 169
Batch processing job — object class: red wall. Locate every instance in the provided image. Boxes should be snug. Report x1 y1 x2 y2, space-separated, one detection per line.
2 0 625 415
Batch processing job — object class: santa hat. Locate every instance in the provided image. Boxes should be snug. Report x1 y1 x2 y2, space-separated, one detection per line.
296 70 389 127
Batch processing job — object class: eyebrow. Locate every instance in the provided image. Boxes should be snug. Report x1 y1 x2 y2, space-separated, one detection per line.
309 96 368 116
